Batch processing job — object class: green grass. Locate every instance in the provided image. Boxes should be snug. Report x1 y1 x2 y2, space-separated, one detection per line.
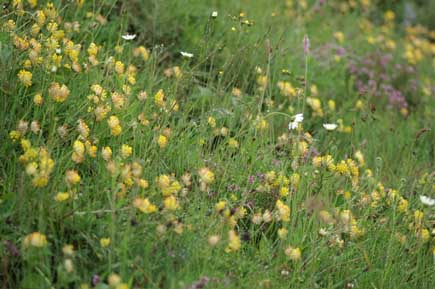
1 0 434 288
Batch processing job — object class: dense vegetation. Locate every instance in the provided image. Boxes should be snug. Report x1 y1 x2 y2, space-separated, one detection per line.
1 0 434 288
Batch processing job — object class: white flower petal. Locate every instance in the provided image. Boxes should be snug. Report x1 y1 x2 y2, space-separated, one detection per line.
180 51 194 58
122 34 136 40
420 195 435 206
294 113 304 123
289 121 298 130
323 123 338 131
211 11 218 17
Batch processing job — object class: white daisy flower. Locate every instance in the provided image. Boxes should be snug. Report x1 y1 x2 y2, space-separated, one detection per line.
420 195 435 206
211 11 218 18
122 34 136 40
180 51 194 58
323 123 337 131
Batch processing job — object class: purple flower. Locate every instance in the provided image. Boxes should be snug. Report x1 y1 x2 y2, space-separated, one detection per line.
303 35 310 55
92 275 101 286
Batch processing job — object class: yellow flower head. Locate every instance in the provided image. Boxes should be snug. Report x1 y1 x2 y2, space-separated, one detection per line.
285 246 301 261
100 238 111 247
18 70 32 87
23 232 48 248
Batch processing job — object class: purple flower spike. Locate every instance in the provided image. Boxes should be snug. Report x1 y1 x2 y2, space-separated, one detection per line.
303 35 310 55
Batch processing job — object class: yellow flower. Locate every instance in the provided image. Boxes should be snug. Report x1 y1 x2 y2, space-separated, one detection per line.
55 192 70 202
133 46 150 61
157 135 168 148
108 116 122 136
276 200 290 222
48 82 70 103
397 197 408 212
18 70 32 87
327 99 336 111
318 210 334 224
23 232 48 248
215 200 226 212
87 42 98 56
25 162 38 175
232 87 241 97
65 170 80 185
116 284 129 289
108 273 122 287
100 238 111 247
198 167 215 184
208 235 221 246
335 161 349 175
163 195 179 211
133 197 157 213
115 61 125 75
101 146 112 161
73 140 85 154
228 138 239 148
278 228 288 239
33 93 44 105
121 144 133 158
154 89 165 108
225 230 241 252
62 244 74 255
384 10 395 22
419 229 430 242
208 116 216 128
285 246 301 261
334 31 345 43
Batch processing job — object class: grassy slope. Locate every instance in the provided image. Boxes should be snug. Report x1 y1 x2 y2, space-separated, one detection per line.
0 0 434 288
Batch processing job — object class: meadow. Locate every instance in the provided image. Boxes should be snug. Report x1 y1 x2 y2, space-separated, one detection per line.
0 0 434 288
